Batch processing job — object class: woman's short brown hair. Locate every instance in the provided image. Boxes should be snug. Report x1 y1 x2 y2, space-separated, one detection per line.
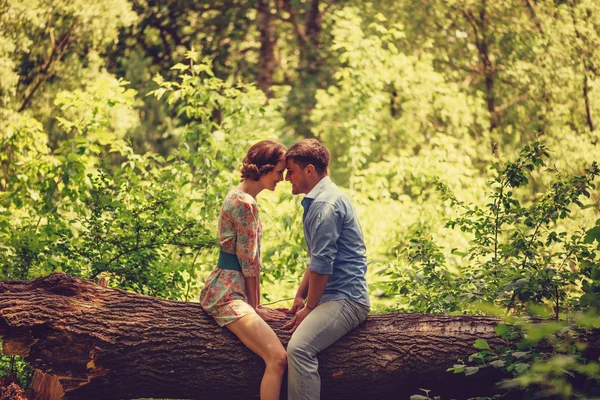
241 140 287 181
285 139 330 174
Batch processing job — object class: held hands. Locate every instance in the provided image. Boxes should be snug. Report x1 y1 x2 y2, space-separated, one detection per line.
276 296 313 333
256 305 287 322
278 296 313 333
276 296 305 315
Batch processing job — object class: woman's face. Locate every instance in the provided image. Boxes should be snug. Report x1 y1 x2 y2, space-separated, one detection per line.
260 159 286 191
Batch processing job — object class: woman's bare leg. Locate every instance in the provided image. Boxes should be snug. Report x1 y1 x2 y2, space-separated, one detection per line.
226 314 287 400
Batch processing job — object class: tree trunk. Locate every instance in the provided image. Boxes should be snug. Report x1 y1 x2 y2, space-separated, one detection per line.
280 0 325 138
257 0 277 98
460 1 498 132
1 273 598 400
583 73 595 132
478 0 498 131
569 0 596 132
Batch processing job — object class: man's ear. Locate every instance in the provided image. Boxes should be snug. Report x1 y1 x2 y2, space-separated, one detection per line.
306 164 315 176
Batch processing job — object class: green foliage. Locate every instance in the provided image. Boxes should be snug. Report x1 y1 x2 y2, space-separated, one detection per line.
0 352 33 390
0 0 599 396
0 56 277 300
410 388 442 400
381 142 600 318
581 218 600 309
382 227 461 313
260 191 307 280
312 6 486 188
444 311 600 399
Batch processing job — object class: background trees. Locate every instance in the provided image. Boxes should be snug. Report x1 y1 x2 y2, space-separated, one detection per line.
0 0 599 397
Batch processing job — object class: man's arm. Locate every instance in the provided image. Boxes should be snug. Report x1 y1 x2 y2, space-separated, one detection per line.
283 202 342 332
296 267 310 300
283 271 329 333
278 266 310 314
305 270 328 309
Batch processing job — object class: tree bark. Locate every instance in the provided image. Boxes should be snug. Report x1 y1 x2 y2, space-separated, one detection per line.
1 273 599 400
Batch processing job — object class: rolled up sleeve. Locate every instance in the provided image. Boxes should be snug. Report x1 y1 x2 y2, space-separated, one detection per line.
306 202 342 274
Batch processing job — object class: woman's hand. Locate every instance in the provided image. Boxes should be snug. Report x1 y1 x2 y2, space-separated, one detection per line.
276 296 305 314
256 305 287 322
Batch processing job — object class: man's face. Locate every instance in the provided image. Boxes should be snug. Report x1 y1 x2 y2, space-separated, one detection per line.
285 159 310 195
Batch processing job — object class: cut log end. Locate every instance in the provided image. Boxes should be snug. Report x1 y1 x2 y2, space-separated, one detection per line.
31 371 64 400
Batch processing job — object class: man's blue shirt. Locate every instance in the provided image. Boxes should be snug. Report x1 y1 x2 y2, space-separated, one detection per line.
301 176 370 307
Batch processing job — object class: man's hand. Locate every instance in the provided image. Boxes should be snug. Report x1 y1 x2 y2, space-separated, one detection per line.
282 306 311 333
256 306 287 322
276 296 305 314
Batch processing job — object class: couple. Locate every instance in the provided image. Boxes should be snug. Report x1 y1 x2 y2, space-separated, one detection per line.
199 139 370 400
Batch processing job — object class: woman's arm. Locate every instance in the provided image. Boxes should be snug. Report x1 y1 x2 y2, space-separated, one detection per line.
244 276 259 309
257 276 261 307
247 276 285 322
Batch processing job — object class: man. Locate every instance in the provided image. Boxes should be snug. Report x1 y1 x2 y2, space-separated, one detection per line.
280 139 370 400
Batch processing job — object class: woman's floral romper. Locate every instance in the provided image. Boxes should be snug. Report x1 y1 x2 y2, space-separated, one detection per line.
200 189 262 327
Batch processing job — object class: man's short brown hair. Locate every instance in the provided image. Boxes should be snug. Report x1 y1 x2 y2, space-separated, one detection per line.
285 139 330 174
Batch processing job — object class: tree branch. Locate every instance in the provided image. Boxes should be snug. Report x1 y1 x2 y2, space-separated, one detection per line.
18 22 78 112
278 0 308 46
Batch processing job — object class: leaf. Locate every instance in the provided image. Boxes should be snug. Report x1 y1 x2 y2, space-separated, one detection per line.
576 312 600 329
490 360 506 368
524 321 565 341
56 116 75 130
27 188 40 201
150 87 167 100
451 249 467 256
410 396 429 400
211 130 225 142
185 48 199 62
170 63 189 71
495 324 508 337
514 278 529 288
451 364 465 374
152 73 164 85
584 226 600 245
514 363 530 374
473 339 491 350
95 131 116 146
465 366 479 376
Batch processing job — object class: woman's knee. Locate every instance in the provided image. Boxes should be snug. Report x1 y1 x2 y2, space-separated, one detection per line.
267 348 287 373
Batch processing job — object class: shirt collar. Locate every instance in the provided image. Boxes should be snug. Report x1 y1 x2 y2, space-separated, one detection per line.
305 176 332 200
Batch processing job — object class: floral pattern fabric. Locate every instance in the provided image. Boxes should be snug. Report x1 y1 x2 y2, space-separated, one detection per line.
199 189 262 327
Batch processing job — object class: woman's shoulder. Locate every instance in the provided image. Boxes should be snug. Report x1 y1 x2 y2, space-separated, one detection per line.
223 189 257 210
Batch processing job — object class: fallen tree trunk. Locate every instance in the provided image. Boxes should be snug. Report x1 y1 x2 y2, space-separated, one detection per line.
0 273 597 400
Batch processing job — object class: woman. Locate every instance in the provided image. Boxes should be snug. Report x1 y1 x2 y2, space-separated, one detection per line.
200 140 288 400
